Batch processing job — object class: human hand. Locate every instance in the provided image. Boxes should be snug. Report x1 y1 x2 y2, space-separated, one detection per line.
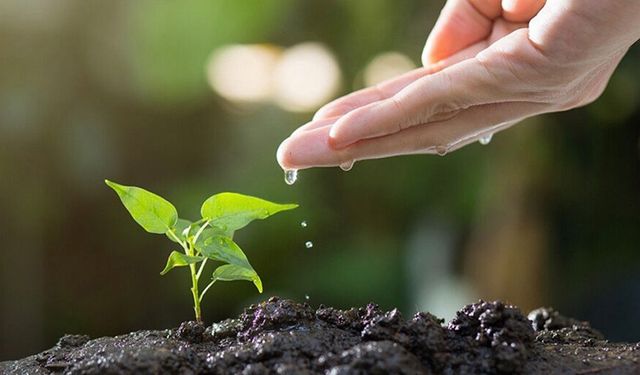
277 0 640 170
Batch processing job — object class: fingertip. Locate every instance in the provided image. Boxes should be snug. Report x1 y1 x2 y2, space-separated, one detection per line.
312 107 333 121
501 0 545 22
276 138 292 170
313 103 350 121
328 117 356 150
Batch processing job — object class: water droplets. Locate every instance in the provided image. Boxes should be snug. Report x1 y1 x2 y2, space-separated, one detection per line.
284 169 298 185
339 160 354 171
300 221 308 228
479 134 493 145
304 294 310 301
305 241 313 249
435 145 449 156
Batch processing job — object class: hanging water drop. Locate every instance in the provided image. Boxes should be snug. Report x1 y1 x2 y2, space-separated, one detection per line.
300 221 308 228
479 134 493 145
339 160 354 171
284 169 298 185
435 145 448 156
305 241 313 249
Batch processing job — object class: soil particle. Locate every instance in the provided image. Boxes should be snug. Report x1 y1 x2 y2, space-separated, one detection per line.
177 321 206 343
2 298 639 374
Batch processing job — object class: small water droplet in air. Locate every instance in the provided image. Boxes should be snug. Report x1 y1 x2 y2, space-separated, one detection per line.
435 145 448 156
305 295 310 301
479 134 493 145
284 169 298 185
305 241 313 249
339 160 354 171
300 221 307 228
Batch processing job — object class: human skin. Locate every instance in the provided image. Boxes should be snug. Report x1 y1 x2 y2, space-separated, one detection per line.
277 0 640 170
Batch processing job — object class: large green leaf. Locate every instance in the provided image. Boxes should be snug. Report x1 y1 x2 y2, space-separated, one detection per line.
200 192 297 231
195 235 250 269
212 264 262 293
105 180 178 234
160 251 204 275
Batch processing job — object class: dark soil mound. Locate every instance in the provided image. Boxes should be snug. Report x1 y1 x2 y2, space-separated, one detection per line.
1 298 639 374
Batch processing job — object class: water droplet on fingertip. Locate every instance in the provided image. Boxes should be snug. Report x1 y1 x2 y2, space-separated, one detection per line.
339 160 354 171
479 134 493 145
435 145 448 156
284 169 298 185
305 241 313 249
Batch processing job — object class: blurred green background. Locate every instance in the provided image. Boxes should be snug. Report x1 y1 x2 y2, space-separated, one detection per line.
1 0 639 360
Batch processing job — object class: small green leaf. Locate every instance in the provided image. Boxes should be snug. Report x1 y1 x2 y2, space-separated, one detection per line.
167 218 192 243
200 193 297 232
160 251 204 275
105 180 178 234
212 264 263 293
195 235 251 268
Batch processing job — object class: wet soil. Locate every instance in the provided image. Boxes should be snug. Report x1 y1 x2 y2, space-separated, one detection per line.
1 298 639 374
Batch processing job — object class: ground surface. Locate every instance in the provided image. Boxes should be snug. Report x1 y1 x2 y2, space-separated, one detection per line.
1 298 639 374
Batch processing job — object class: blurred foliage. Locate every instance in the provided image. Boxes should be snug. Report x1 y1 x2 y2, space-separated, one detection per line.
1 0 639 361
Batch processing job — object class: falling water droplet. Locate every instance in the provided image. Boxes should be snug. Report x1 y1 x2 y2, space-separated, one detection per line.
305 241 313 249
339 160 354 171
284 169 298 185
479 134 493 145
435 145 448 156
300 221 308 228
305 295 310 301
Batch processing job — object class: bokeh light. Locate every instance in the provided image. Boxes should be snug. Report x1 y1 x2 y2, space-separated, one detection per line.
207 44 281 103
363 52 416 87
273 42 341 112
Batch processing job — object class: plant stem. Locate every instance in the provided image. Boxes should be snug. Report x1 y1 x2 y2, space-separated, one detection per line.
199 279 216 303
166 228 202 322
196 258 208 279
187 241 202 322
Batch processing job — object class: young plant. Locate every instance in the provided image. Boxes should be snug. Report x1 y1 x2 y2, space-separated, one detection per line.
105 180 297 322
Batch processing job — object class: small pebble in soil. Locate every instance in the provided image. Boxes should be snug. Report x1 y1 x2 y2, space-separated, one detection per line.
177 320 205 343
305 241 313 249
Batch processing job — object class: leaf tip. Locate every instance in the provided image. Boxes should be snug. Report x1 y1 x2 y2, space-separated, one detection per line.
254 278 263 293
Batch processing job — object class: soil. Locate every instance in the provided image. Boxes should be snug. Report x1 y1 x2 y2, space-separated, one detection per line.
1 298 639 374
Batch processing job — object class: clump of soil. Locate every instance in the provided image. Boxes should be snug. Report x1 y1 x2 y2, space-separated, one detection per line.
1 298 639 374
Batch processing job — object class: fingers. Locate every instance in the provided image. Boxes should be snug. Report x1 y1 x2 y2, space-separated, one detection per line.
327 55 514 149
422 0 501 66
312 68 430 121
501 0 545 23
277 101 547 170
313 40 487 123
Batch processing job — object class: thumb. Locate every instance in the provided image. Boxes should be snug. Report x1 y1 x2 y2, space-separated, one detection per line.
422 0 501 66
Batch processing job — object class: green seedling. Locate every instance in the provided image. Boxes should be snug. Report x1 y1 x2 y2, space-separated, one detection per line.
105 180 297 322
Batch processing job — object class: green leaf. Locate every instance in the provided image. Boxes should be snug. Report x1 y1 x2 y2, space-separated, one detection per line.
105 180 178 234
195 235 251 269
200 192 297 232
167 218 192 243
160 251 204 275
212 264 263 293
195 226 235 243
